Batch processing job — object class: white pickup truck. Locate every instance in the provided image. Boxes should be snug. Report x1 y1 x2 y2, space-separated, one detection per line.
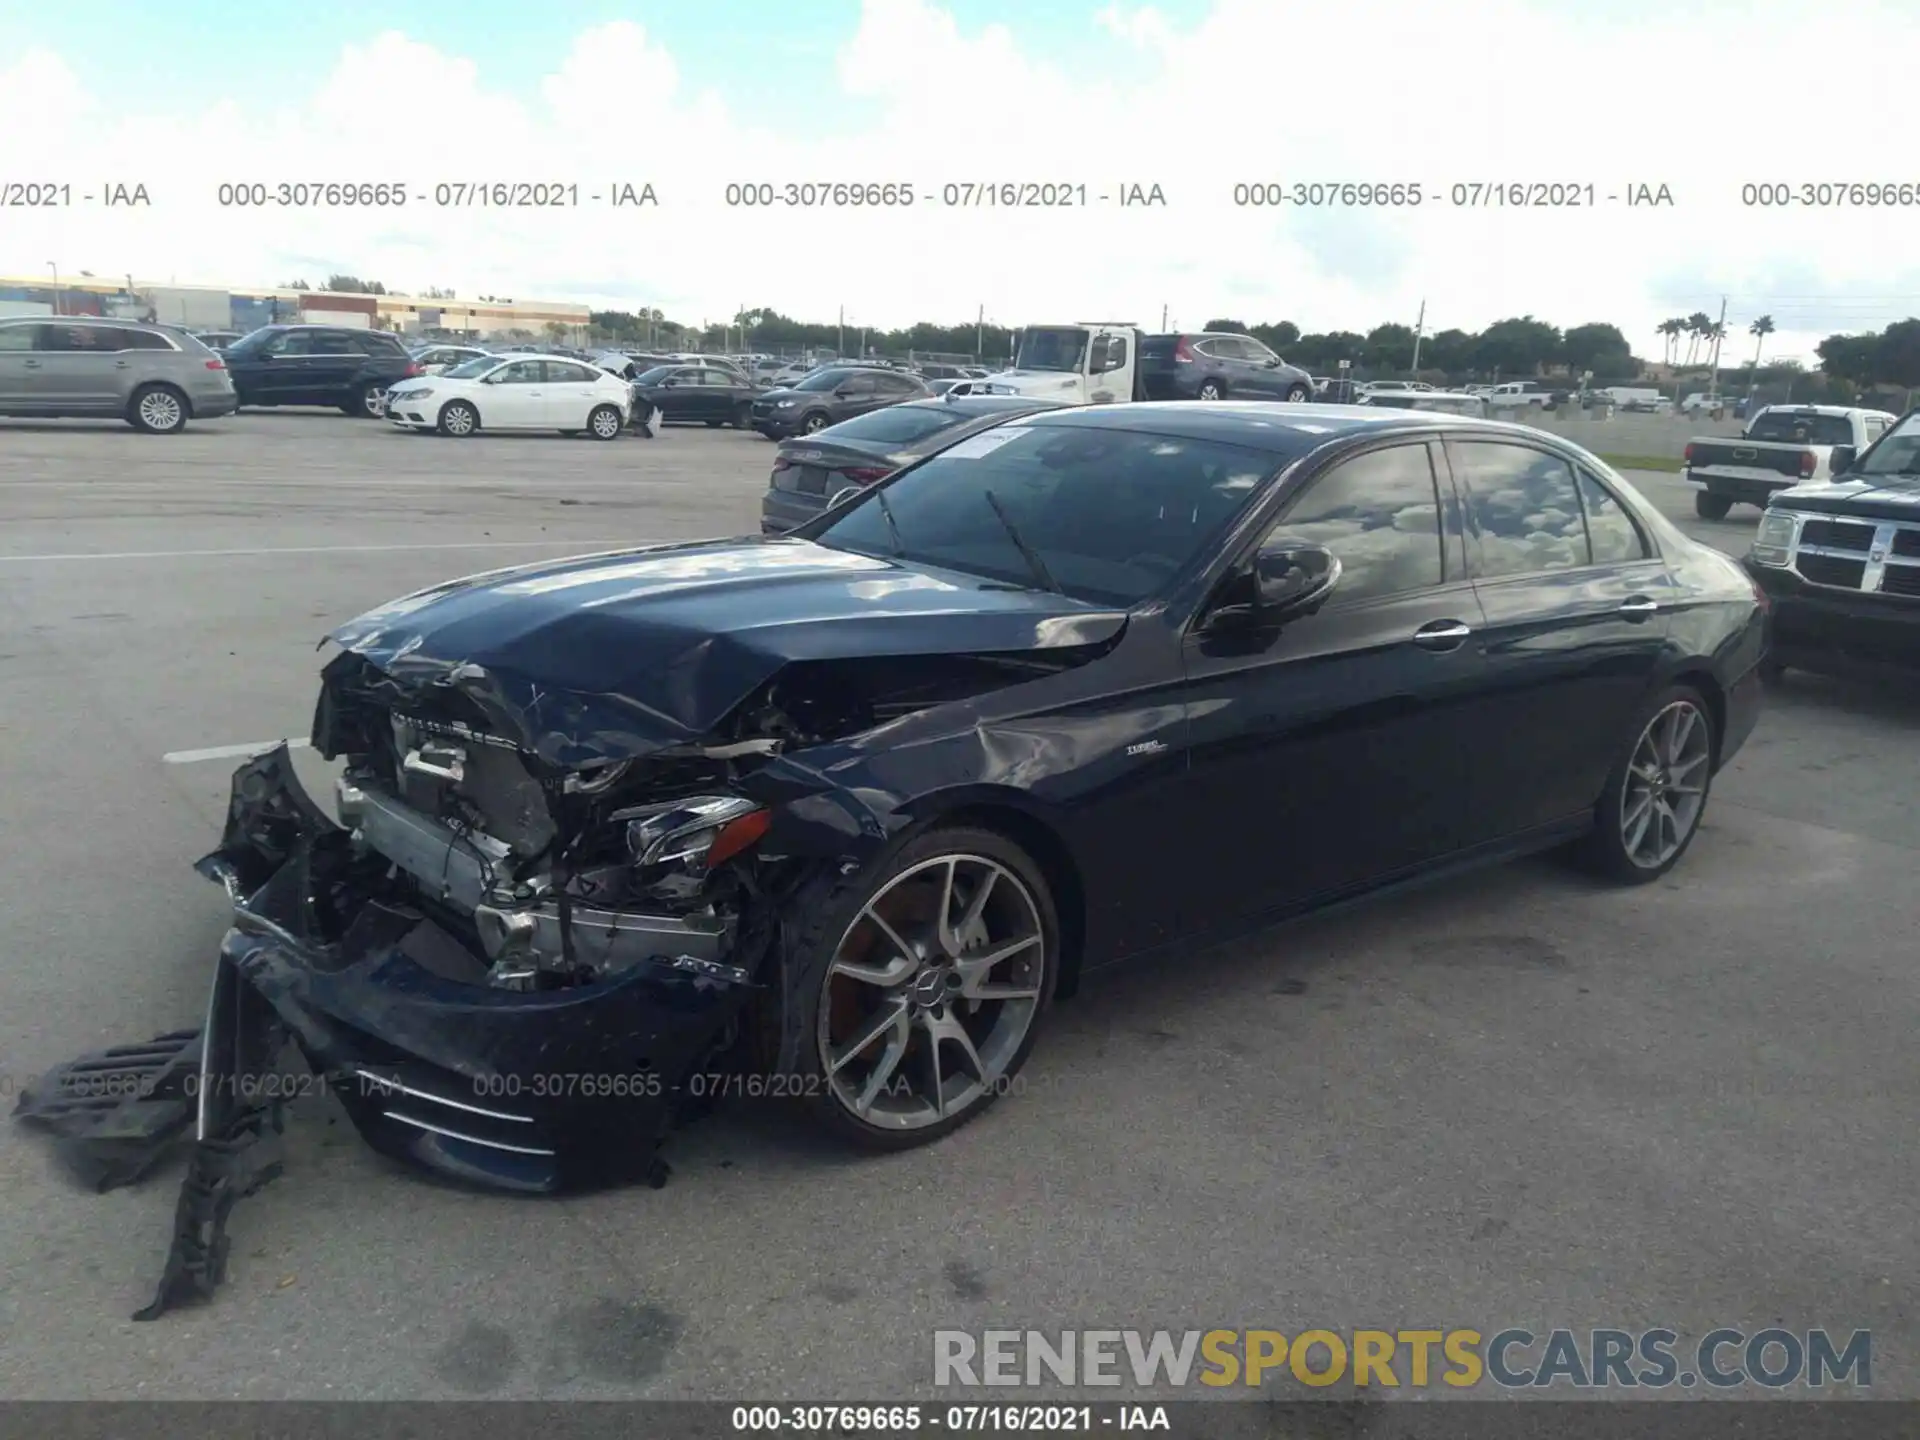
951 324 1149 405
1683 404 1899 519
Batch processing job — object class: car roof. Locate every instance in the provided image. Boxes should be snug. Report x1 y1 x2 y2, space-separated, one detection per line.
3 314 165 328
1020 400 1560 453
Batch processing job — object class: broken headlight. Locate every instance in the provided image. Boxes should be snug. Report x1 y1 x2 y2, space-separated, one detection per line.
619 795 772 871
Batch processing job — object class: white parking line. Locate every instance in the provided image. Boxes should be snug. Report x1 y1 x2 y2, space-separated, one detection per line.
163 739 309 765
0 539 590 563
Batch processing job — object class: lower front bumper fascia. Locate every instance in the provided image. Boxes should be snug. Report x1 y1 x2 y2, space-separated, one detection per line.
24 745 762 1318
1746 562 1920 670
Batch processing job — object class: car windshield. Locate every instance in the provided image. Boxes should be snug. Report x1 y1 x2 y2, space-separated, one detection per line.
1854 413 1920 476
1014 327 1088 373
443 357 500 379
818 405 974 446
1747 411 1854 445
813 422 1283 605
795 369 859 392
634 365 677 385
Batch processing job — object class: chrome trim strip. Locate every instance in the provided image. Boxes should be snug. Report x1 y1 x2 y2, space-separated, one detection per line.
350 1068 534 1123
1862 522 1899 594
384 1110 557 1156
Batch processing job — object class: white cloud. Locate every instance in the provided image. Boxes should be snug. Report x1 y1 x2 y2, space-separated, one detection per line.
3 0 1917 361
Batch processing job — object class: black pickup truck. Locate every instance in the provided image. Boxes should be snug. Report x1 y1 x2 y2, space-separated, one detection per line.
1743 410 1920 675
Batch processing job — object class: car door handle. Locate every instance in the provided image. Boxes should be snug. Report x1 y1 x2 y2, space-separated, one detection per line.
23 359 40 368
1412 619 1472 651
115 360 130 368
1618 596 1660 617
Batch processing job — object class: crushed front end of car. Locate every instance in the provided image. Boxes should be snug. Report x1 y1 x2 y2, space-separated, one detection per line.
18 538 1126 1318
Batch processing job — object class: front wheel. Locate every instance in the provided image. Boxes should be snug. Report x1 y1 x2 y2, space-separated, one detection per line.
1576 684 1716 884
1284 383 1310 402
1694 491 1733 521
801 411 831 434
787 826 1059 1151
587 404 624 440
437 399 479 437
1197 380 1225 401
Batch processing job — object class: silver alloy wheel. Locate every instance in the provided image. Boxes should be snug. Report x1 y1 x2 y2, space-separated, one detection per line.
819 853 1046 1131
590 406 622 438
1286 385 1309 402
1621 699 1711 869
137 390 183 431
1198 381 1223 400
804 412 828 433
442 402 476 435
364 385 386 416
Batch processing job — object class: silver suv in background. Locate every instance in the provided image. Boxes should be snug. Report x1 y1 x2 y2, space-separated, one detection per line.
0 317 238 433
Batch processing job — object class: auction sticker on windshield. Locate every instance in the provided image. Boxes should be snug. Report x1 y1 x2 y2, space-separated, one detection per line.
941 427 1032 459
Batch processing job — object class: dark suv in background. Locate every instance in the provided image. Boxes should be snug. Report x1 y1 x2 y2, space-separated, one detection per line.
1141 332 1314 403
223 325 422 416
749 364 931 438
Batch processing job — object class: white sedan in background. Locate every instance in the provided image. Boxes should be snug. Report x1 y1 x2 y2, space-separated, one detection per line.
385 354 632 439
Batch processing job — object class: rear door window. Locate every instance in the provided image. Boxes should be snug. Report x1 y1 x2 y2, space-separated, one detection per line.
1451 441 1590 577
1575 468 1650 563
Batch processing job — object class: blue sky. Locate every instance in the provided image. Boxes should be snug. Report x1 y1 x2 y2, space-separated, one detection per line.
0 0 1201 133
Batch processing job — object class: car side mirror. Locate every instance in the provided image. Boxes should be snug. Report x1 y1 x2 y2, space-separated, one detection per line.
1830 445 1856 475
1264 356 1281 367
1255 540 1340 616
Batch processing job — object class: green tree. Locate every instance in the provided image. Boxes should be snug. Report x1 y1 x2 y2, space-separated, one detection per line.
1562 322 1634 378
1816 332 1880 386
1873 317 1920 395
1681 311 1712 366
1747 314 1775 369
1656 318 1684 366
1201 318 1250 334
324 274 386 295
1365 322 1418 373
1473 316 1562 377
1249 320 1301 352
1423 328 1475 376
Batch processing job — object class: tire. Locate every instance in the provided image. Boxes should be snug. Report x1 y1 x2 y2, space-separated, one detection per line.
801 411 831 434
351 382 387 418
127 384 188 434
1694 491 1733 521
732 404 752 428
437 399 479 437
587 404 624 440
1575 683 1717 884
1197 380 1226 401
1284 383 1310 402
784 824 1060 1152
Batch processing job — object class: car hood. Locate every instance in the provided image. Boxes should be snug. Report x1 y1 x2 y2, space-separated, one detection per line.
325 536 1129 766
1769 474 1920 517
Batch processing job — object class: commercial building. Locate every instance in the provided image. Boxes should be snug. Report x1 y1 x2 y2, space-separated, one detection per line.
0 276 591 340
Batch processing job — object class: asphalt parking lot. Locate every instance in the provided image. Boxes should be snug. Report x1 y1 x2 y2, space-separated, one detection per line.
1 411 1916 1403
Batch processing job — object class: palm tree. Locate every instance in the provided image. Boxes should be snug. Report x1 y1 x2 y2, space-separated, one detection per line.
1748 314 1775 369
1682 311 1713 366
1657 318 1684 366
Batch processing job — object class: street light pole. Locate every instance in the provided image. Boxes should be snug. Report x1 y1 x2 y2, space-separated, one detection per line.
1409 298 1426 375
47 261 59 316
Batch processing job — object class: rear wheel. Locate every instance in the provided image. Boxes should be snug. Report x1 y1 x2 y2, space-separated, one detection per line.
1197 380 1226 401
350 382 387 418
437 400 479 437
1576 684 1716 884
127 384 188 434
787 826 1059 1151
588 404 624 440
1694 491 1733 521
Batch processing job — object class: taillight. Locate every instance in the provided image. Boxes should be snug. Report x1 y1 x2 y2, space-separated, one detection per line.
1173 337 1194 363
839 466 892 483
771 456 792 472
1683 442 1695 465
1798 450 1816 478
403 361 423 377
204 358 225 370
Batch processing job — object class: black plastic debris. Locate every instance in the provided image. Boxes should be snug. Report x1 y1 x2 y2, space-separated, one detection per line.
133 1105 284 1322
12 1030 202 1191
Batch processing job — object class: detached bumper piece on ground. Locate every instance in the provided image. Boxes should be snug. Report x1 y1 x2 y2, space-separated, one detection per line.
17 746 752 1319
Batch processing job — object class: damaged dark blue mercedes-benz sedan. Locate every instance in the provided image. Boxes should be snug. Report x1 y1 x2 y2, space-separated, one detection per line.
20 402 1768 1318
